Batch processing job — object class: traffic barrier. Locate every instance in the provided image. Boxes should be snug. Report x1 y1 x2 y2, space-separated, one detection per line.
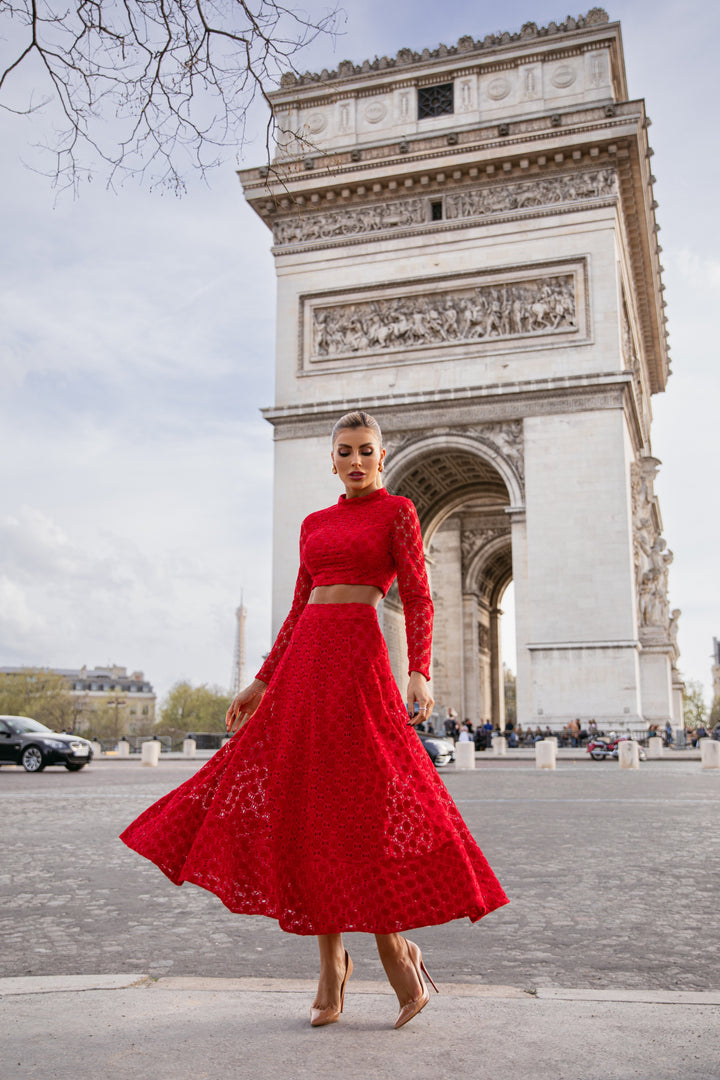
535 741 556 769
646 736 664 758
116 740 130 758
700 738 720 770
455 742 475 769
182 738 197 758
491 735 507 756
619 740 640 770
141 740 161 767
90 741 102 758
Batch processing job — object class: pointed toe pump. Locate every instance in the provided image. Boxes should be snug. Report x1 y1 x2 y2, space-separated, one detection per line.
310 950 353 1027
394 939 439 1030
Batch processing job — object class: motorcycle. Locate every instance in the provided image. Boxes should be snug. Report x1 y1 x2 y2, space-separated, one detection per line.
586 733 647 762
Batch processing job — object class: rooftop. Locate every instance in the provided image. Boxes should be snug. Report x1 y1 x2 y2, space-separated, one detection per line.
278 9 611 88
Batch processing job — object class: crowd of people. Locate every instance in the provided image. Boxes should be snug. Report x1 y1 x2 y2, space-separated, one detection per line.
417 710 718 748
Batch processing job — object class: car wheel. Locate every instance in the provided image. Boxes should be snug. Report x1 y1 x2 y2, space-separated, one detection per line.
65 762 86 771
21 746 46 772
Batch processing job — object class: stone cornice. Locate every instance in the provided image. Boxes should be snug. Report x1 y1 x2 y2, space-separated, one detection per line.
261 371 638 439
240 97 668 399
271 11 622 98
239 101 641 198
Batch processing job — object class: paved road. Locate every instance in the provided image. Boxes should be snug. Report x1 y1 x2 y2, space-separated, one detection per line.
1 758 718 990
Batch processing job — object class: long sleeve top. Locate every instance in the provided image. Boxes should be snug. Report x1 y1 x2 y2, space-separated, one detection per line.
256 487 433 684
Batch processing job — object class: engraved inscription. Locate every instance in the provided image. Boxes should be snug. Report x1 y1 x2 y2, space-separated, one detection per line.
311 276 576 359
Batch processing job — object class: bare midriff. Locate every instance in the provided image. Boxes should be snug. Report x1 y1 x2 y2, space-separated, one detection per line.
308 584 383 607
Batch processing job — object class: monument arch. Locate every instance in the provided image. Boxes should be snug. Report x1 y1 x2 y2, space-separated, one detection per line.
381 432 516 724
242 10 682 732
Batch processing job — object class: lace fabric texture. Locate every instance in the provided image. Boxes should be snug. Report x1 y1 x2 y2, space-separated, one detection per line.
257 487 433 683
120 604 509 934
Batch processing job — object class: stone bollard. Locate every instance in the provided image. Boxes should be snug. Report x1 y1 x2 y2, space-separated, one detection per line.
618 740 640 770
182 737 197 759
455 741 475 769
535 740 557 769
141 740 161 767
117 740 130 758
647 734 664 760
646 736 664 759
673 728 686 749
544 736 558 749
491 735 507 756
700 738 720 770
90 741 102 758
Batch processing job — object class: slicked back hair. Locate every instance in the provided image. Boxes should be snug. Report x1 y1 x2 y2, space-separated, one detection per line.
331 410 383 447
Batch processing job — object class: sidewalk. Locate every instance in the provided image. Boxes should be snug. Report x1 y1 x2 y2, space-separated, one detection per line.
2 974 718 1080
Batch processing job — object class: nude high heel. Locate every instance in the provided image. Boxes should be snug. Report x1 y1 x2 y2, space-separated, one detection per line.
394 939 439 1030
310 950 353 1027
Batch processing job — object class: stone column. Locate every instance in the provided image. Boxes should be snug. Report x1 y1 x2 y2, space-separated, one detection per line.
462 592 480 724
490 605 505 731
427 519 464 715
507 507 529 726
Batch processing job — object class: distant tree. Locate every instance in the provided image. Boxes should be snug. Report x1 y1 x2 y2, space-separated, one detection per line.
682 679 708 729
0 668 76 730
0 0 338 191
503 665 516 725
157 680 232 735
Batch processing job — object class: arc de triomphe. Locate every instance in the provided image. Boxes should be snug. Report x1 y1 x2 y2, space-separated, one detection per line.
239 9 682 732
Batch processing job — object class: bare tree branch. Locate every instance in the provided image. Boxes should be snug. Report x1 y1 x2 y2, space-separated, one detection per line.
0 0 340 192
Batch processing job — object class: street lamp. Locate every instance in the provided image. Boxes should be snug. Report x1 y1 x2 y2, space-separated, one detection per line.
106 696 127 741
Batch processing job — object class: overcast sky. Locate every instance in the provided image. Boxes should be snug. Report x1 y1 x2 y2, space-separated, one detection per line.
1 0 717 709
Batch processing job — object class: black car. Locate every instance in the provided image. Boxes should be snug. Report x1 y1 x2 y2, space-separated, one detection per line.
0 715 93 772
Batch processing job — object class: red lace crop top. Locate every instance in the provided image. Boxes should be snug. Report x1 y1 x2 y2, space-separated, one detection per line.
256 487 434 683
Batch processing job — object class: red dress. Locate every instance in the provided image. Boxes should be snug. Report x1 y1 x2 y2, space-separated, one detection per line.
120 487 509 934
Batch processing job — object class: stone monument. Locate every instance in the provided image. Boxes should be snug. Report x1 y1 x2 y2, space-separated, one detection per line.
239 10 680 731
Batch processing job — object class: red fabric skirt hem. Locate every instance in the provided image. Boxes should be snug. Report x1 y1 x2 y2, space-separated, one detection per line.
120 604 509 934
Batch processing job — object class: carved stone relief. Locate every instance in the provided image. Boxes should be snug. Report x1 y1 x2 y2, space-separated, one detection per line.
364 99 387 124
444 170 616 221
273 170 617 248
551 64 577 88
487 76 512 101
470 421 525 481
631 457 676 638
310 276 576 360
274 198 425 245
461 527 508 567
383 419 524 494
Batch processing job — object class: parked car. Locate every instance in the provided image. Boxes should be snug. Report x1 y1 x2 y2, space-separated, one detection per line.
0 715 93 772
415 730 455 767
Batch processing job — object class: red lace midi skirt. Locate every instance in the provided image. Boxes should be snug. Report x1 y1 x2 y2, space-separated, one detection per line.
120 604 509 935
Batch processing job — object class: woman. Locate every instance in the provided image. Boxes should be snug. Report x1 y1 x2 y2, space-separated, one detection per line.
120 410 508 1029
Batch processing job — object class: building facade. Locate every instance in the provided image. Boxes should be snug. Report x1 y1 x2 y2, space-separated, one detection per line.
239 10 680 731
0 664 156 733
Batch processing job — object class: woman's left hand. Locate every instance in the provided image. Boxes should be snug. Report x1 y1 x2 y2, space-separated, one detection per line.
406 671 434 726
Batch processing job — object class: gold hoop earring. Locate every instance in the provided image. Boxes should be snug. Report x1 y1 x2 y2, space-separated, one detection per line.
378 464 384 472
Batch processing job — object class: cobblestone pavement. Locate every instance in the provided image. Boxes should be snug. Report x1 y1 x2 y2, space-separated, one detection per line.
1 759 717 990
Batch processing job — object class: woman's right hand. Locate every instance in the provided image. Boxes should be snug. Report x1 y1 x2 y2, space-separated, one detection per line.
225 679 267 735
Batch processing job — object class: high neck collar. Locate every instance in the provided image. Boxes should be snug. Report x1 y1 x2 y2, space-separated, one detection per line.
337 486 388 508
